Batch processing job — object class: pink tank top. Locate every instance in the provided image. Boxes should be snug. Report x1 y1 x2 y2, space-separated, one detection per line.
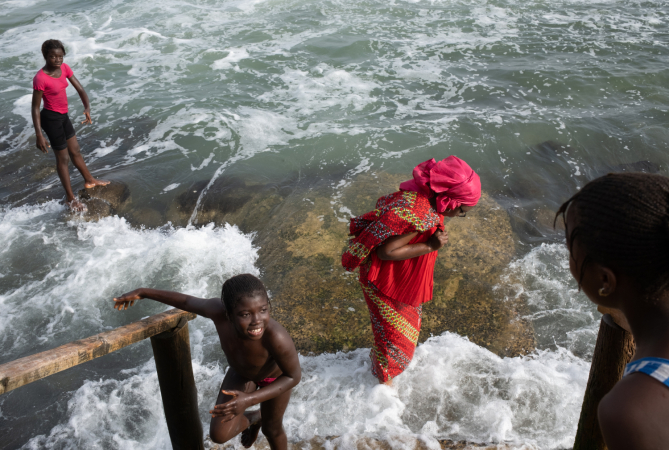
33 63 74 114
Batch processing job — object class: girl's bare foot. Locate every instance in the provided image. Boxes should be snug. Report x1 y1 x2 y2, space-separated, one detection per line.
240 410 262 448
84 179 110 189
68 198 87 212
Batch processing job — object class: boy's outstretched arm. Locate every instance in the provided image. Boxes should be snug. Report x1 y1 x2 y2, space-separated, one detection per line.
211 324 301 422
113 288 225 319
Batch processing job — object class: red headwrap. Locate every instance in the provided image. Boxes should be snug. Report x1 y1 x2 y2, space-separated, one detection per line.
399 156 481 213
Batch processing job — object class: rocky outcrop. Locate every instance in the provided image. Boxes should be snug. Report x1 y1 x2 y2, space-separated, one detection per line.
163 170 535 357
77 180 131 221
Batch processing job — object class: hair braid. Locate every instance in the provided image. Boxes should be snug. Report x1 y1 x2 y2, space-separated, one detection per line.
556 173 669 301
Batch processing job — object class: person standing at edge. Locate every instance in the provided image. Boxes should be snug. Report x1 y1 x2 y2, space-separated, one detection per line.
31 39 108 211
556 173 669 449
342 156 481 385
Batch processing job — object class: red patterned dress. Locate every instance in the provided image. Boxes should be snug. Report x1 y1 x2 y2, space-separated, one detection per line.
342 190 443 382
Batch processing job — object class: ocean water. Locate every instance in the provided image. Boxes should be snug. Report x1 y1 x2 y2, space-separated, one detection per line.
1 0 668 448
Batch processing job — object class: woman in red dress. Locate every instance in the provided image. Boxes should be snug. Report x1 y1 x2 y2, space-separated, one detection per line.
342 156 481 384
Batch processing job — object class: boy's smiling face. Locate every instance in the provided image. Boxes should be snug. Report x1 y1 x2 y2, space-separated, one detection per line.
232 293 270 340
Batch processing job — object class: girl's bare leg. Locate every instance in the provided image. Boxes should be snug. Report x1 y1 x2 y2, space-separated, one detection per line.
54 148 75 202
65 136 109 188
209 369 258 445
259 386 292 450
53 148 85 210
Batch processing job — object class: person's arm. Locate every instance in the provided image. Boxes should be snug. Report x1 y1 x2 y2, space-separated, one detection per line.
113 288 225 319
68 74 92 124
376 228 448 261
210 323 301 421
31 90 49 153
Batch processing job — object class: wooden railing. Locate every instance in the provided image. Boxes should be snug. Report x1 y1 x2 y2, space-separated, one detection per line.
0 308 205 450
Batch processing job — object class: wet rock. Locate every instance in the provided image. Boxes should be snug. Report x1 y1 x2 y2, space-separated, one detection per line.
30 162 56 181
127 207 165 229
79 197 113 221
166 176 286 230
603 160 660 175
78 180 131 211
161 169 535 357
165 180 209 227
500 140 661 242
426 192 533 357
198 170 537 357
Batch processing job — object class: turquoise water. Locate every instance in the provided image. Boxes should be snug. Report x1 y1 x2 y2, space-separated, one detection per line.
1 0 667 448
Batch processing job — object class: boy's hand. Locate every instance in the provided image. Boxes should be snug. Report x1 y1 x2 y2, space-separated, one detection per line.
81 110 92 125
210 390 251 422
113 289 143 310
36 134 50 153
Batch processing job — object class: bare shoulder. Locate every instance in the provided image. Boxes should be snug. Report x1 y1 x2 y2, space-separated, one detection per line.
599 374 669 449
262 319 297 354
201 298 228 323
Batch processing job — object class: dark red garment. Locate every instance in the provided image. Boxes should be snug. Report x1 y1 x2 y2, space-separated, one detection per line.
361 226 439 306
360 279 422 383
341 190 442 273
256 377 276 387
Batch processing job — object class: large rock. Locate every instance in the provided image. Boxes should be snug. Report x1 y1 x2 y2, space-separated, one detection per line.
76 180 131 221
171 170 535 357
165 176 286 230
78 180 131 211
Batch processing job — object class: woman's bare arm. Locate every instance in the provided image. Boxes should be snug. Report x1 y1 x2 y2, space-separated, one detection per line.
376 229 448 261
113 288 225 319
31 90 49 153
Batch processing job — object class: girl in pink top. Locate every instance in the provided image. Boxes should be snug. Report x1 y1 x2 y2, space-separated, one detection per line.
31 39 108 211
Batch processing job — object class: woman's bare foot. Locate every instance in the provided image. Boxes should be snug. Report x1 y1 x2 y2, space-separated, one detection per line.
84 179 110 189
68 198 87 212
241 410 262 448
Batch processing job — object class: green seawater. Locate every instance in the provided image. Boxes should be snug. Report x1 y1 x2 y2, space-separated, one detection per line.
0 0 668 448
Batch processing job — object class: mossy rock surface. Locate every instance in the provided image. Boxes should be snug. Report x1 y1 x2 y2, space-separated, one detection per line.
165 170 535 357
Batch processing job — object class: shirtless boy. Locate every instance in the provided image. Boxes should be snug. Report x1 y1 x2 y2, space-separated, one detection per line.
113 274 301 449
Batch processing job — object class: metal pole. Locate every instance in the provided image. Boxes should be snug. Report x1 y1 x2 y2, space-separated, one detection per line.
573 314 635 450
150 317 204 450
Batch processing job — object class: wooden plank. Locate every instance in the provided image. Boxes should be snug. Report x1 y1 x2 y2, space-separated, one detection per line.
0 309 197 395
151 322 204 449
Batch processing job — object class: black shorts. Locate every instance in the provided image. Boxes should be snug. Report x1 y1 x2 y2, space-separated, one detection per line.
40 109 76 151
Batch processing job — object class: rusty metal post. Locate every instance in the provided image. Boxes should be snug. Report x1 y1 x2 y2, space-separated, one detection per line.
573 314 635 450
150 317 204 450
